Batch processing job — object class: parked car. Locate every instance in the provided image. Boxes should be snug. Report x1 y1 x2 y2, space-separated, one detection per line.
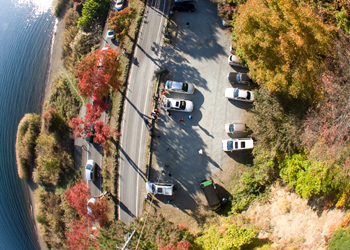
227 72 252 85
115 0 124 10
228 54 244 66
165 80 195 94
225 123 246 134
225 88 254 102
200 179 221 211
87 198 96 215
222 19 233 27
107 29 115 39
85 159 96 181
163 98 194 112
172 2 195 12
146 182 175 196
86 124 95 143
222 138 254 152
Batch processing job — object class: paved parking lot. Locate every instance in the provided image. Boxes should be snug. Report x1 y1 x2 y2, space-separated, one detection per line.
148 0 254 230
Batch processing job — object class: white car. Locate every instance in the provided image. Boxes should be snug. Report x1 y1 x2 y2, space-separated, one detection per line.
225 123 246 134
107 29 115 39
116 0 124 10
225 88 254 102
146 182 175 196
165 81 195 94
85 159 96 181
228 54 244 66
162 98 194 112
87 197 96 215
222 138 254 152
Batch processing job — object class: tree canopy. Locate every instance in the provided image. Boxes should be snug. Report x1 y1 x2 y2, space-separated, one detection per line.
75 48 122 100
234 0 334 100
77 0 111 30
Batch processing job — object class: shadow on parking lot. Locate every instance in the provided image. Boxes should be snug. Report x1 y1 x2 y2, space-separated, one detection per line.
225 150 254 165
92 163 103 192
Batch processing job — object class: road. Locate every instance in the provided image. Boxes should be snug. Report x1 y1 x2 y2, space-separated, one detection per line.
118 0 169 224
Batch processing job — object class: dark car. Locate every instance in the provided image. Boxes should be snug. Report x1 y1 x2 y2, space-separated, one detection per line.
227 72 252 85
172 2 195 12
200 179 221 211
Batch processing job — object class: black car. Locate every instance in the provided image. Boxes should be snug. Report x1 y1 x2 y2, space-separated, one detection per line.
172 2 195 12
227 72 252 85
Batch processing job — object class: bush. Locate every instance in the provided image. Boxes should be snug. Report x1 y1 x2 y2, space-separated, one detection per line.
15 113 40 179
195 222 256 250
230 172 265 214
328 227 350 250
53 0 70 17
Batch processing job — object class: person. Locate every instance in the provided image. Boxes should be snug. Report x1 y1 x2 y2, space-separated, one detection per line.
154 108 159 114
122 48 126 56
179 118 184 123
188 114 192 119
199 149 203 154
168 199 172 204
186 22 190 28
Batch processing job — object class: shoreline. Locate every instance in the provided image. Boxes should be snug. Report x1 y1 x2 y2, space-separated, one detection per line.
27 3 67 250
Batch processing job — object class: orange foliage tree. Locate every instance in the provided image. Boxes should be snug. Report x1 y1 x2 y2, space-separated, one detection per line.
108 7 136 41
75 48 122 100
234 0 334 100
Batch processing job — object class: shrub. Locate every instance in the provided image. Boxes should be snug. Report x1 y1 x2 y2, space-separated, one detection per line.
328 226 350 250
15 113 40 179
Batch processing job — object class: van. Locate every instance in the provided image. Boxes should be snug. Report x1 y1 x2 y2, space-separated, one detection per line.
200 179 221 211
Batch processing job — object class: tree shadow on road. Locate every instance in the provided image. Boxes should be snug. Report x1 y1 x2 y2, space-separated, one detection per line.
119 146 147 182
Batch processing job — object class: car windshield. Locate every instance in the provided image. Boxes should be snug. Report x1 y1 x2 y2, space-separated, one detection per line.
86 164 93 170
179 101 186 110
229 124 235 132
108 30 113 35
227 141 234 150
117 0 122 4
234 89 239 98
246 91 251 100
182 82 188 92
167 81 172 89
164 100 170 108
237 74 241 82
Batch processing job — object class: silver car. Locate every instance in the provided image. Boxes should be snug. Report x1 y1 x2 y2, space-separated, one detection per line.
165 80 195 94
85 159 96 181
146 182 175 196
227 72 252 85
162 98 194 112
225 88 254 102
225 123 246 134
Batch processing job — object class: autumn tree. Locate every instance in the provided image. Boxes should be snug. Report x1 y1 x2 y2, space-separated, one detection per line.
65 219 94 250
108 7 136 41
234 0 334 100
75 48 122 100
65 181 110 226
65 181 91 216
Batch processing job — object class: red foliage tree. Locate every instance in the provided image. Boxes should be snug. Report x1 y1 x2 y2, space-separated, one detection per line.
85 103 103 125
75 49 122 100
87 198 109 227
64 181 91 216
160 242 191 250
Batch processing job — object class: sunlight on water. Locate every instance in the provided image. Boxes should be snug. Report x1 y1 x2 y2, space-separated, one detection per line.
14 0 53 16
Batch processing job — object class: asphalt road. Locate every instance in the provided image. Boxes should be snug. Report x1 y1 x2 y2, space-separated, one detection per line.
118 0 169 223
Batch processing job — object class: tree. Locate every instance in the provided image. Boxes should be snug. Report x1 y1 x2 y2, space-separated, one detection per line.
65 219 94 250
108 7 136 41
70 116 120 144
279 153 346 199
77 0 111 30
75 48 122 99
234 0 334 100
64 181 110 226
160 242 192 250
64 181 91 216
195 222 256 250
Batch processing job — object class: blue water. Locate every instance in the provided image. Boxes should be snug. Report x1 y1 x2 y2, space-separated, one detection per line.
0 0 55 249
